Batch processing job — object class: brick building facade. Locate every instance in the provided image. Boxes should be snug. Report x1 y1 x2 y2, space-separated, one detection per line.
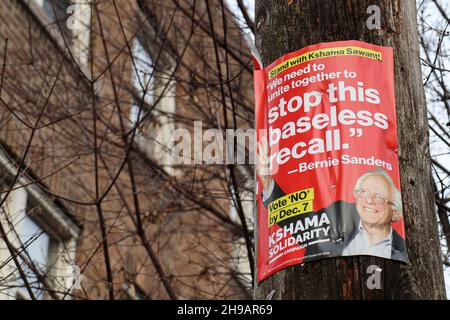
0 0 253 299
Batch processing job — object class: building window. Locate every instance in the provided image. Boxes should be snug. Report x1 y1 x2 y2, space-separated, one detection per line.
14 210 52 299
129 36 176 172
31 0 91 67
129 37 157 158
0 185 49 299
0 181 80 300
130 37 155 126
34 0 72 38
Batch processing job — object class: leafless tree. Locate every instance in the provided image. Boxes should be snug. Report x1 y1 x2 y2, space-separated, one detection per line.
0 0 448 300
417 1 450 291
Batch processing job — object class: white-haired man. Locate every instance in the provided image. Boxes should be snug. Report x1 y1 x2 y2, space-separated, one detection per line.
342 169 407 260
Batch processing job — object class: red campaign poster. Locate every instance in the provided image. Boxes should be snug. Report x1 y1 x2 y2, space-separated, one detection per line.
254 40 409 282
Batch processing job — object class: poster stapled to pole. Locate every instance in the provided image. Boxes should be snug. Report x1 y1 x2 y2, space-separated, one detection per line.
254 40 409 282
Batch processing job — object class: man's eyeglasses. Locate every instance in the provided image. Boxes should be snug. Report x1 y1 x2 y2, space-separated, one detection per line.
353 189 393 206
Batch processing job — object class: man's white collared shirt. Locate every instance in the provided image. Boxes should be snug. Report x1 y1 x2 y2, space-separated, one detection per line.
342 221 393 258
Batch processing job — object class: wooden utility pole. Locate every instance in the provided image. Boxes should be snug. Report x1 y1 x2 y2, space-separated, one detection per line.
254 0 446 299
